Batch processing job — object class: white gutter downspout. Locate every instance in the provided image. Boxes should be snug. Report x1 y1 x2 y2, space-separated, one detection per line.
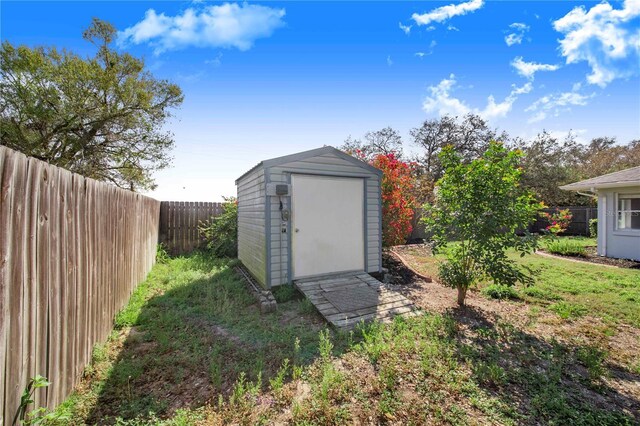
577 191 597 199
601 194 607 257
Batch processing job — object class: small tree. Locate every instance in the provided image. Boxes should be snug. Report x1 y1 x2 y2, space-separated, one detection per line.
541 208 572 236
369 153 417 246
422 142 542 305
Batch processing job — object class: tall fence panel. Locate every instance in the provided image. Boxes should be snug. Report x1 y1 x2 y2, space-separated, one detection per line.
410 205 598 241
159 201 224 255
0 146 160 423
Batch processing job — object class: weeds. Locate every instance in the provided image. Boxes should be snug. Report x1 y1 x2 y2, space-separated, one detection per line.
576 345 608 383
549 301 588 319
12 376 66 425
53 252 637 425
155 244 170 264
269 359 290 394
482 284 520 300
272 285 297 303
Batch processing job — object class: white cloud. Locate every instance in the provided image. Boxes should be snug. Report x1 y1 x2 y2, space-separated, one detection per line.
447 25 459 31
511 56 560 80
399 22 412 35
412 0 483 26
504 22 530 46
423 74 532 120
525 90 594 123
175 70 205 83
553 0 640 87
205 52 223 66
415 41 437 58
118 3 286 54
387 55 393 66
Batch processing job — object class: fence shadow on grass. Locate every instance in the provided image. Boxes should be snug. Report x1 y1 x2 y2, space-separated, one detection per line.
447 304 640 424
83 255 350 424
78 253 639 424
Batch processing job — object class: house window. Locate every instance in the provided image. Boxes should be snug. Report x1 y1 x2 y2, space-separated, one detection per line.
617 194 640 230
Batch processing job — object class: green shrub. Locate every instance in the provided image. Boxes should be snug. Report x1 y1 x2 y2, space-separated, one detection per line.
482 284 519 300
545 239 586 257
589 218 598 238
199 197 238 257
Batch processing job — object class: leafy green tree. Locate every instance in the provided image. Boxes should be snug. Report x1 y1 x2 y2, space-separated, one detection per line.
511 131 585 206
422 142 542 305
0 18 183 190
577 137 640 181
411 114 509 185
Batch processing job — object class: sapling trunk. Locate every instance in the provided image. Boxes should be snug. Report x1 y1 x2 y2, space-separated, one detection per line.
457 286 467 306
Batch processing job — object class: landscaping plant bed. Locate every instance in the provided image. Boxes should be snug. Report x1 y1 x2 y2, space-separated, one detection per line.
540 246 640 269
382 245 432 285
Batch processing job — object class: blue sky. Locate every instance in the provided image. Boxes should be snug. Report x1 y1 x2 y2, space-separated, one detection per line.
2 0 639 201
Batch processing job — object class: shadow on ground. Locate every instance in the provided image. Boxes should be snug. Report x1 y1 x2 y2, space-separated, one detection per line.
446 304 640 423
78 252 638 424
83 255 350 424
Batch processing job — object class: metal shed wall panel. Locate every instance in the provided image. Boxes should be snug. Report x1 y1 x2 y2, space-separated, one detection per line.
267 152 381 287
237 167 267 286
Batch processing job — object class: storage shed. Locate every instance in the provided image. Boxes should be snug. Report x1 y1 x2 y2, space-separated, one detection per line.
236 146 383 288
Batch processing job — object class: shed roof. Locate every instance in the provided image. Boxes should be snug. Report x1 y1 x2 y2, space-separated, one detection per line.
235 146 383 184
559 166 640 191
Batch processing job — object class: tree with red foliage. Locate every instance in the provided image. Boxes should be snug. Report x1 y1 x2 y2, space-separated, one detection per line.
368 152 417 246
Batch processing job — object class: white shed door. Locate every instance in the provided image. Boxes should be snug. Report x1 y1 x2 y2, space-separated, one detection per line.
291 174 364 278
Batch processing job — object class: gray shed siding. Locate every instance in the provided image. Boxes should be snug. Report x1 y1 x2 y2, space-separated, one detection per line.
237 167 267 286
597 188 640 261
236 147 382 288
267 151 381 287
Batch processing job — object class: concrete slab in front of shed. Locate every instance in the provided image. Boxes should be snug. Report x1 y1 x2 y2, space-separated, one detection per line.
294 272 416 330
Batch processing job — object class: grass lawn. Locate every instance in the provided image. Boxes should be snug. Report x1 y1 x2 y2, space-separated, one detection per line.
51 249 639 425
53 253 342 424
401 237 640 327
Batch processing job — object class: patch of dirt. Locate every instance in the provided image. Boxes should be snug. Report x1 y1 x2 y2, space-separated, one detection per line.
539 246 640 269
382 250 423 285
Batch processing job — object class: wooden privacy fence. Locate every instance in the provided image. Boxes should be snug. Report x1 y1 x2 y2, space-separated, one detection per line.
410 205 598 240
0 146 160 424
159 201 224 255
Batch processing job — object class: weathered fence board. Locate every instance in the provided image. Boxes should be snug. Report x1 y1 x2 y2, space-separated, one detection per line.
0 146 160 423
159 201 224 255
